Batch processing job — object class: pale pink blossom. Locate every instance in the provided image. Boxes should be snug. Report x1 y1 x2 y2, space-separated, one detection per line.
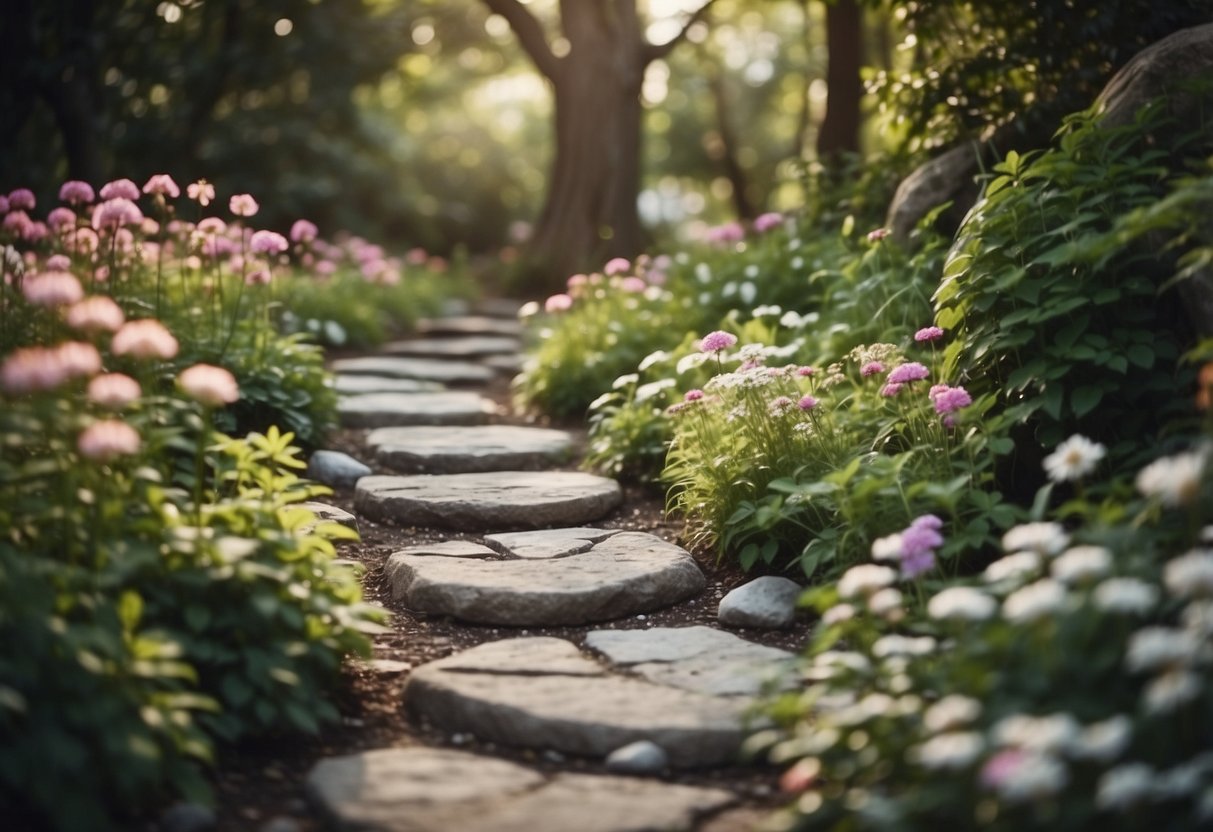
931 385 973 415
249 229 288 255
22 221 48 242
23 271 84 307
142 174 180 198
881 382 903 397
45 254 71 271
1 347 69 393
798 395 818 411
178 364 239 407
47 207 77 232
245 269 272 285
59 180 95 205
187 179 215 206
405 247 428 265
753 212 784 233
196 216 227 235
56 341 102 379
685 389 705 402
92 198 143 230
887 362 929 384
915 326 945 342
699 330 737 353
619 276 646 293
7 188 35 211
289 219 318 243
797 366 816 377
567 273 589 291
3 211 30 234
88 373 141 408
66 295 125 332
867 227 891 243
77 420 141 461
111 319 179 360
68 227 99 254
229 193 259 217
0 195 8 214
861 361 885 377
706 222 745 244
603 257 630 276
99 179 140 201
544 293 573 313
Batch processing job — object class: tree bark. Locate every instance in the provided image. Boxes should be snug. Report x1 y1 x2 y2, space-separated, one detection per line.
707 70 755 220
817 0 863 164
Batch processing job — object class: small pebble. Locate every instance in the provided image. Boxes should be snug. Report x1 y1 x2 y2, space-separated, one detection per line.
605 740 669 775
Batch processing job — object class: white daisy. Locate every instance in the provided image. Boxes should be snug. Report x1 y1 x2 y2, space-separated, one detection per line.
1042 434 1107 482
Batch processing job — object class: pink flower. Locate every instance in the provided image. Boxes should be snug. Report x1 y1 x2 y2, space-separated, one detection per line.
753 212 784 233
861 361 885 377
187 179 215 206
798 395 818 411
931 385 972 415
315 260 337 277
866 227 891 243
245 269 272 285
99 179 140 201
797 366 816 377
567 273 588 291
229 193 259 217
23 271 84 307
66 295 125 332
881 382 903 397
111 319 179 360
59 180 95 205
0 195 8 214
887 362 929 384
684 389 705 402
92 198 143 230
47 207 77 231
3 211 30 234
699 330 738 353
769 396 795 415
1 347 68 393
544 293 573 313
249 230 288 255
68 227 99 254
980 749 1027 790
77 420 141 461
178 363 239 407
55 341 102 379
196 216 226 235
603 257 630 276
7 188 35 211
706 222 746 244
290 219 318 243
915 326 945 342
88 373 141 408
142 174 180 198
45 254 71 271
619 276 647 293
405 247 428 265
23 221 48 242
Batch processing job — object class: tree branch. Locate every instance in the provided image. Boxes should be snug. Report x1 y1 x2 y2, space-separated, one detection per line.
643 0 717 64
481 0 561 80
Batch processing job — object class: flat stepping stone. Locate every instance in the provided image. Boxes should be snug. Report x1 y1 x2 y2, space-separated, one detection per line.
355 472 622 531
306 747 733 832
475 297 525 318
484 353 524 374
380 335 520 358
333 375 445 395
418 315 523 338
404 634 794 767
367 425 573 474
298 501 359 531
483 527 620 560
330 356 493 385
385 530 704 625
339 392 496 429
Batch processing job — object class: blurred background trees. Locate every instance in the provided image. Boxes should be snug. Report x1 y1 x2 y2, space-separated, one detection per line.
2 0 1209 290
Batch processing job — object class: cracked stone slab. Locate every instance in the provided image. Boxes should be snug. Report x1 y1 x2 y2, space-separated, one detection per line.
418 315 524 338
307 747 734 832
355 472 622 531
367 425 574 474
329 356 494 385
381 335 521 359
403 636 766 768
393 540 499 558
298 502 358 530
584 626 798 698
338 392 497 429
385 531 704 626
333 374 445 395
483 527 621 560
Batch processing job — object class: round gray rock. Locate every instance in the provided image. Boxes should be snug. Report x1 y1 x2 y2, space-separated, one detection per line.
355 472 622 531
333 375 444 395
306 450 372 488
330 355 493 385
418 315 523 338
338 392 496 429
367 425 573 474
381 335 520 358
717 576 803 629
306 747 733 832
385 531 704 626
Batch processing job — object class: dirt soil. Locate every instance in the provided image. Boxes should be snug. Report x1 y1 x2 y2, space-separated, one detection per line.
204 373 809 832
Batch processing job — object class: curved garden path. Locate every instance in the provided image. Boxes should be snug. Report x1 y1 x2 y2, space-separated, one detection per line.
205 303 809 832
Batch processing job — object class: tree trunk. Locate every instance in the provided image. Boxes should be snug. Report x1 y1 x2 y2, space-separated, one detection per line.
707 70 755 220
817 0 863 163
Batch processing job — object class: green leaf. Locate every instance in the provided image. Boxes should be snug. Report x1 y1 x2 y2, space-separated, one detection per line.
1126 344 1154 368
1070 385 1103 418
118 590 143 632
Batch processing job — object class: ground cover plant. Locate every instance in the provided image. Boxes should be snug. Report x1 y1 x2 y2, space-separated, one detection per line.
0 178 394 829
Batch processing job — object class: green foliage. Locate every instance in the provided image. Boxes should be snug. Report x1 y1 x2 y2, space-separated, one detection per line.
935 105 1210 479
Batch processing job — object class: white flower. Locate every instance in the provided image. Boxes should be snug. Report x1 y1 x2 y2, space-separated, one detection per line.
983 552 1042 584
1164 549 1213 599
910 731 984 770
1143 669 1202 714
812 651 870 674
1002 579 1068 623
1051 545 1112 584
637 350 670 372
871 533 903 561
1125 627 1203 672
752 304 782 318
1001 522 1069 557
1070 715 1132 763
1182 600 1213 635
675 351 709 374
872 635 937 658
634 378 675 403
1093 577 1159 615
923 695 981 733
1136 448 1206 507
821 604 856 626
993 713 1080 754
928 587 997 621
1153 758 1210 799
1043 434 1107 482
993 752 1068 803
867 588 904 619
837 564 898 599
1096 762 1154 810
612 373 639 389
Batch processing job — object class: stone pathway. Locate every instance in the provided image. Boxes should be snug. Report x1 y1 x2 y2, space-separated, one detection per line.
273 302 808 832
